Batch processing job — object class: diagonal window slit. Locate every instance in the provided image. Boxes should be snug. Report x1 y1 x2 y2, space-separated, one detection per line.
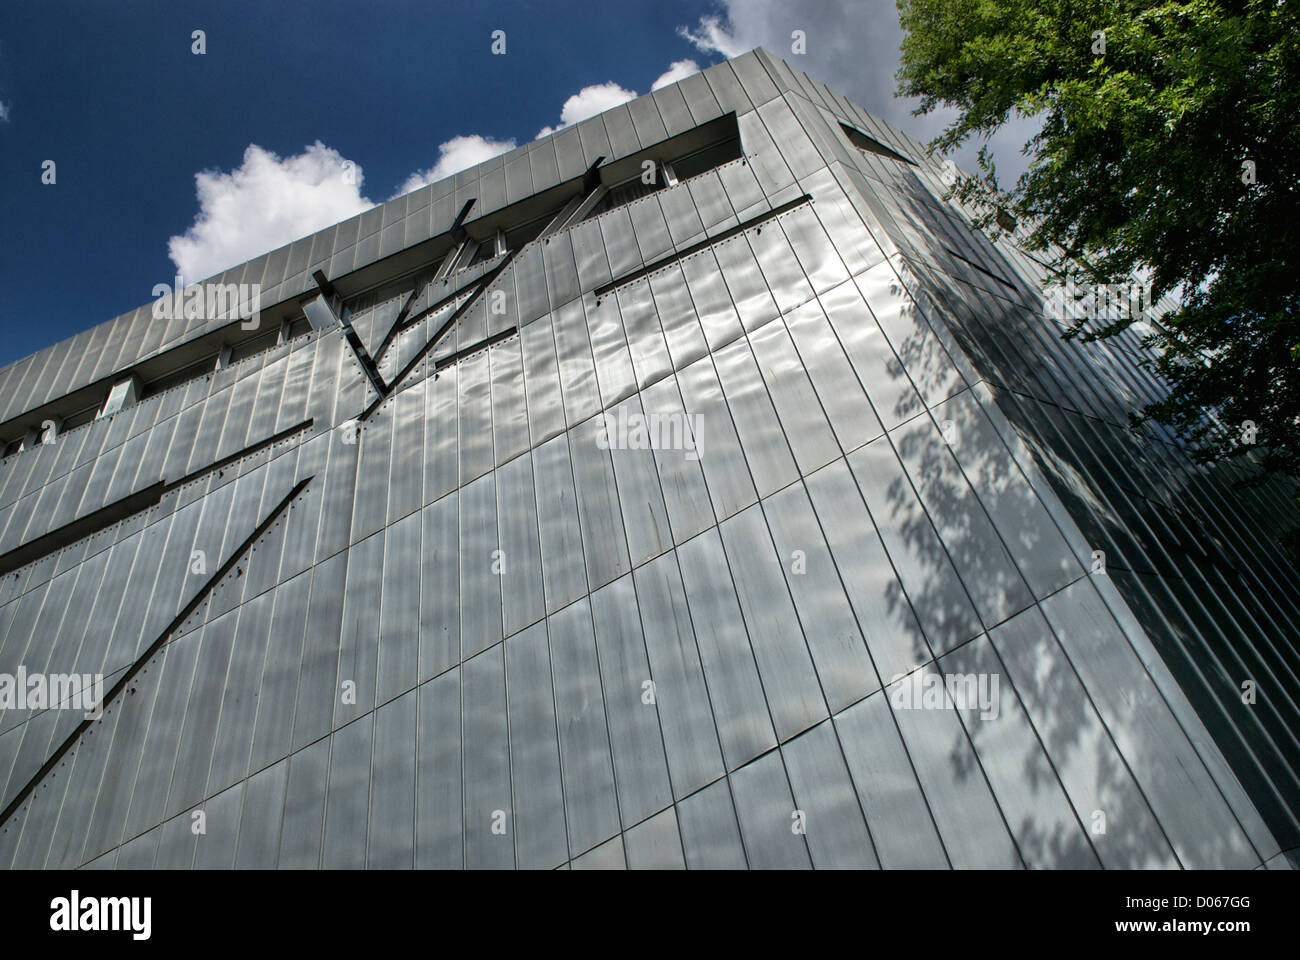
592 193 815 298
0 475 314 831
0 419 313 578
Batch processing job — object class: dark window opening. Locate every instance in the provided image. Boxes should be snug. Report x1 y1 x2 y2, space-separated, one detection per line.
140 354 220 400
839 122 916 166
226 327 280 366
466 236 499 267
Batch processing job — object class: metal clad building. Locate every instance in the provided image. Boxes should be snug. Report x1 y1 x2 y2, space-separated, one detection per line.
0 49 1296 869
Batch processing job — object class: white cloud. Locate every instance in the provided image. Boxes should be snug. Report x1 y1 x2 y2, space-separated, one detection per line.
676 0 1038 183
677 15 749 59
652 59 701 90
168 141 373 281
396 134 517 196
0 100 10 122
536 81 637 138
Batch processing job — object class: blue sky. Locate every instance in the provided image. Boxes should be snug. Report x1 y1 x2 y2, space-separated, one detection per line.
0 0 1034 370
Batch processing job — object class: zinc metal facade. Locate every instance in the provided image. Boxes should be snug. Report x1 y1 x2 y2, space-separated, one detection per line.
0 49 1296 869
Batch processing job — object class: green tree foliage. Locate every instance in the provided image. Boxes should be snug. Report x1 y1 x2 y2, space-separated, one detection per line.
896 0 1299 499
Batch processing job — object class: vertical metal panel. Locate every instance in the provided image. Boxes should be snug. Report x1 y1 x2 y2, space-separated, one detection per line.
277 435 327 584
552 126 586 182
676 776 747 868
504 148 533 206
600 103 641 158
782 720 879 868
569 415 631 590
833 691 949 868
802 459 928 682
848 438 985 652
511 242 550 329
350 405 392 544
520 317 567 447
206 588 275 797
542 231 581 312
888 664 1023 868
80 636 168 862
40 694 125 868
738 110 798 199
575 115 613 168
761 482 878 711
183 384 233 476
120 634 200 842
731 51 781 106
417 667 462 867
148 810 195 870
590 575 673 826
277 735 330 868
115 824 160 870
165 607 238 818
624 806 685 869
246 570 310 777
639 375 713 545
758 97 824 182
368 688 417 868
746 316 839 474
496 452 545 637
532 433 588 614
942 634 1100 868
713 233 780 336
783 296 881 453
628 198 675 266
504 621 568 869
549 598 621 857
336 530 383 728
679 250 742 351
678 70 724 125
711 337 797 499
458 471 502 660
377 509 421 705
234 757 288 869
571 218 614 293
191 781 245 870
931 389 1082 600
891 411 1034 629
570 834 625 868
677 528 776 769
676 354 757 521
819 278 923 431
658 183 707 249
647 267 709 371
605 395 672 568
462 646 514 868
586 296 637 409
291 549 347 751
321 714 372 868
423 364 459 506
855 261 969 411
419 492 460 681
489 338 529 467
1039 580 1257 867
625 94 668 148
598 208 643 280
551 300 601 426
387 379 424 525
729 749 811 868
614 281 673 390
651 84 695 137
718 504 826 739
527 140 560 196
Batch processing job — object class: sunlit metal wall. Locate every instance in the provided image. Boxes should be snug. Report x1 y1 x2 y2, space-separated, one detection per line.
0 49 1292 870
